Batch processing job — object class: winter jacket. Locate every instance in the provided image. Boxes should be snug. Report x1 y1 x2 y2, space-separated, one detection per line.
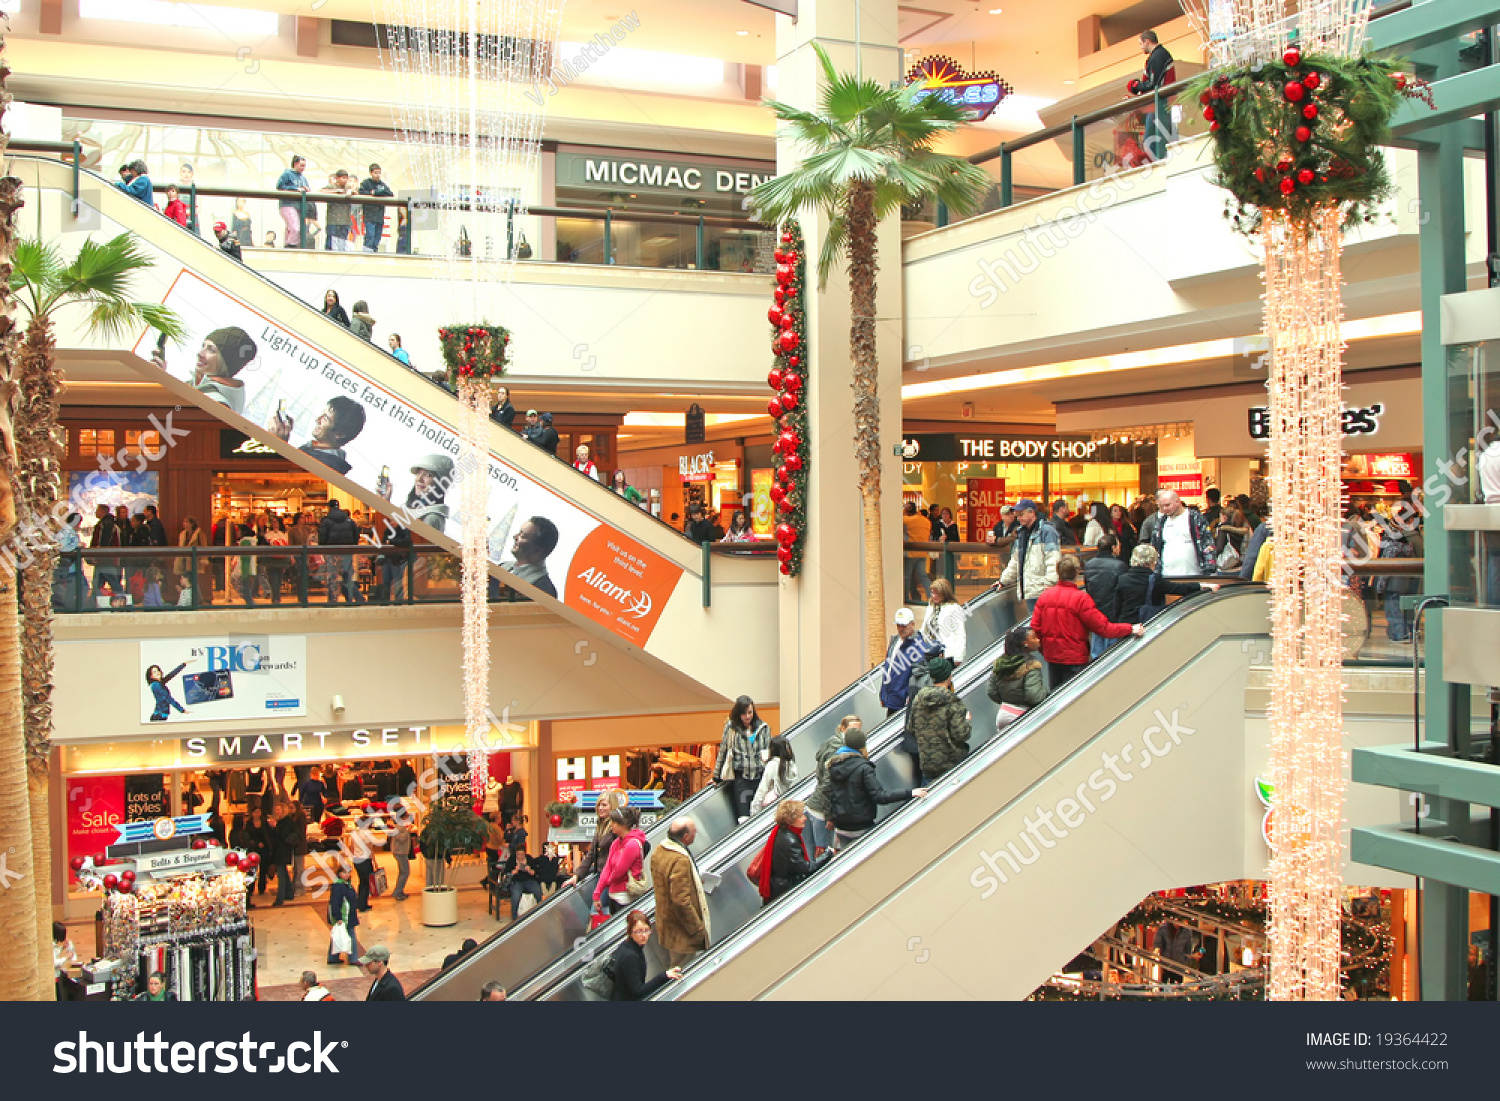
909 684 971 780
986 653 1047 710
163 199 189 228
650 840 709 953
328 880 360 930
903 512 929 559
1239 521 1272 581
750 757 797 814
609 937 670 1000
1083 554 1128 620
879 633 937 710
275 167 310 209
113 175 153 205
1083 519 1106 547
804 733 845 819
1032 582 1133 665
350 312 374 341
716 718 770 782
594 827 646 904
767 824 826 902
574 831 615 881
920 600 968 664
1114 566 1209 625
826 748 911 832
318 505 360 546
998 520 1062 602
1051 515 1080 549
1150 507 1217 577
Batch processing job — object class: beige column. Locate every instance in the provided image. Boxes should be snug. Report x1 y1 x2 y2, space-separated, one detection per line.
775 0 906 721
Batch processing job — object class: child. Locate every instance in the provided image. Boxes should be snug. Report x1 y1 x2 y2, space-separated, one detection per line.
143 566 165 608
163 185 190 228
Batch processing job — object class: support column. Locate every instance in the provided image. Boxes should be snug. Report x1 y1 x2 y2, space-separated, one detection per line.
775 0 906 721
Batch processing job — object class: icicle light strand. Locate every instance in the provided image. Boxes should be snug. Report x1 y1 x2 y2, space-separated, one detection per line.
459 377 492 798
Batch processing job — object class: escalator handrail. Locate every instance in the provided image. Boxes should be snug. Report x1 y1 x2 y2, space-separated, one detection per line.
414 583 1018 999
14 153 705 550
653 581 1267 1000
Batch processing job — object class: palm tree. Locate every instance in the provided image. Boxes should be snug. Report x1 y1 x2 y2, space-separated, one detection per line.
9 234 185 993
750 45 990 665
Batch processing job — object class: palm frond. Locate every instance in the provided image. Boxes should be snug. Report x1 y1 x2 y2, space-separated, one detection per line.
59 234 158 305
134 303 190 345
814 211 849 290
749 170 838 228
11 238 66 314
764 98 846 149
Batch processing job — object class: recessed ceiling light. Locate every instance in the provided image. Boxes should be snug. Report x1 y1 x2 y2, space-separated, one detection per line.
1063 79 1075 84
736 29 749 35
988 7 1003 13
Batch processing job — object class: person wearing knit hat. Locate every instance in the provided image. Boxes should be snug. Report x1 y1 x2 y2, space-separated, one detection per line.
404 453 455 535
907 655 970 783
151 327 257 415
825 724 927 849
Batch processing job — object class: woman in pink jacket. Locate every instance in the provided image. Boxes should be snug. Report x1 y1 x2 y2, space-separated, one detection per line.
592 806 647 917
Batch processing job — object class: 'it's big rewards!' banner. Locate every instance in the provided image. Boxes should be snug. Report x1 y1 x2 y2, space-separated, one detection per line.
134 270 681 646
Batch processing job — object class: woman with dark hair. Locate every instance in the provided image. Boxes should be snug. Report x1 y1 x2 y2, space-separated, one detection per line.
929 506 960 544
756 798 830 905
987 624 1046 728
750 734 797 813
322 289 350 328
715 695 771 822
610 469 644 506
721 509 755 543
1109 503 1138 560
1083 502 1111 547
563 790 629 889
609 911 683 999
145 662 187 721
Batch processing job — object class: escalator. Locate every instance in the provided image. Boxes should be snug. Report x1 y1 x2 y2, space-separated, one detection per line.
409 588 1022 1000
22 154 776 697
511 584 1274 1001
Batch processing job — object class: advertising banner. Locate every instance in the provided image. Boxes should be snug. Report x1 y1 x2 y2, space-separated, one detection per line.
964 478 1007 542
1157 459 1205 504
67 775 125 876
124 774 168 821
139 636 307 725
751 468 774 537
134 270 683 647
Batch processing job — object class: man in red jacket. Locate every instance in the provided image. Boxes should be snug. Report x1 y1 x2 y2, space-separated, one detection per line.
1032 556 1142 688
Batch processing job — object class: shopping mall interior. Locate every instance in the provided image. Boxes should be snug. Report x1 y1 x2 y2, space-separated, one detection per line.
1 0 1497 1005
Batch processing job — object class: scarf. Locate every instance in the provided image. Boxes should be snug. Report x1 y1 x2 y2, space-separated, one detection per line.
1113 516 1127 537
755 822 805 901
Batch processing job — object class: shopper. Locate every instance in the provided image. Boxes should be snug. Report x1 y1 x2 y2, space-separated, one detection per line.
53 923 80 1001
993 499 1061 611
1109 503 1138 561
358 164 395 252
715 695 771 821
140 972 177 1002
1114 544 1220 625
572 444 600 481
318 500 364 603
1082 502 1110 547
1050 499 1080 549
275 155 312 248
987 625 1047 729
89 503 122 600
299 765 328 821
491 385 517 430
563 790 628 888
986 504 1019 543
244 805 273 900
1032 557 1141 689
804 716 856 859
908 655 971 784
826 726 927 849
360 946 405 1000
749 734 798 814
321 289 350 328
721 509 755 542
1127 30 1177 160
479 982 508 1001
610 911 684 999
880 607 938 717
321 169 355 250
162 184 189 228
591 805 646 916
650 818 710 968
441 939 479 971
537 412 560 456
902 500 930 602
389 809 414 900
267 802 297 906
929 506 959 544
300 971 335 1001
755 798 831 906
1150 489 1217 577
327 865 361 966
920 577 967 664
112 160 153 205
1083 532 1128 659
350 300 376 342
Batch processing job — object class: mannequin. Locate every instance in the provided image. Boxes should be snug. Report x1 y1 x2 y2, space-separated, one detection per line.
500 774 523 820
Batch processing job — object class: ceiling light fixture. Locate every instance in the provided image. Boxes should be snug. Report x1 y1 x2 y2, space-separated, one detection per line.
988 7 1003 13
736 29 749 35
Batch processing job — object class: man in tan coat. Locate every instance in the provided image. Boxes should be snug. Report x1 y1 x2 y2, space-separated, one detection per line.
650 818 710 969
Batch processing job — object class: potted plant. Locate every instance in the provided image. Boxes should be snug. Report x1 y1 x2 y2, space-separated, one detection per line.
418 793 491 927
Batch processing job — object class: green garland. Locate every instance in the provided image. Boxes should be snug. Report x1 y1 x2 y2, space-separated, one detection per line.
438 322 511 382
544 800 580 829
1188 47 1430 235
768 220 809 576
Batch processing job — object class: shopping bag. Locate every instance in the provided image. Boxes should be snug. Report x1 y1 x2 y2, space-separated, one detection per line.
330 923 352 956
373 866 388 897
589 910 611 930
517 893 538 917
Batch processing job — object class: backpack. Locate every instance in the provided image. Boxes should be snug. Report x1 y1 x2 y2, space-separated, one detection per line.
580 950 616 1000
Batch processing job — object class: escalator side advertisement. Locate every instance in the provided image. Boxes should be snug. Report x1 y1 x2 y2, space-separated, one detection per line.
132 269 681 646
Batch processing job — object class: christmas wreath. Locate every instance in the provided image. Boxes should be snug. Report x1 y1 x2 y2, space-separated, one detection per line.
768 220 809 577
1189 47 1432 234
438 322 512 382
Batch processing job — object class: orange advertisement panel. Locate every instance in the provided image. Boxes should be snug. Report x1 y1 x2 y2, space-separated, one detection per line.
566 526 683 645
751 468 774 537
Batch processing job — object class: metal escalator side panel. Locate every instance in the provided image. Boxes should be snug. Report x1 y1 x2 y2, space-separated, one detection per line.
663 587 1271 1000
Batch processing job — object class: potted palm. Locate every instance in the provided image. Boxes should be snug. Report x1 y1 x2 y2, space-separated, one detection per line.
418 794 491 927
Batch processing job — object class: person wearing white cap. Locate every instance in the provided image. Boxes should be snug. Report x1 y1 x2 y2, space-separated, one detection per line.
879 606 938 717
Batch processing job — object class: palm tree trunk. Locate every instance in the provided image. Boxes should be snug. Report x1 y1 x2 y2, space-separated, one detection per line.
18 316 59 995
846 180 886 666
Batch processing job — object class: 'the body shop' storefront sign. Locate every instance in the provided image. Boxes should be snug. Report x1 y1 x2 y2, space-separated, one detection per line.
901 434 1100 463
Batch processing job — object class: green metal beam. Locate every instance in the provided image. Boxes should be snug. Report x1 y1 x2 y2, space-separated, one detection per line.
1391 117 1488 152
1351 824 1500 896
1392 63 1500 137
1367 0 1500 55
1352 743 1500 808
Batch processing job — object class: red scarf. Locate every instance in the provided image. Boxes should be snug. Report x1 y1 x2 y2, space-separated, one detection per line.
756 822 805 901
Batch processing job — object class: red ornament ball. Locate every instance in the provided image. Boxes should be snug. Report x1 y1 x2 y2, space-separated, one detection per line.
776 546 792 564
102 873 119 891
1297 168 1315 185
782 283 797 298
779 314 795 331
1276 156 1294 173
225 852 241 868
785 452 803 472
773 287 786 305
775 264 793 286
192 838 207 850
549 813 563 827
1303 104 1318 119
1392 72 1407 89
769 484 785 504
782 371 803 393
1254 167 1267 183
779 562 791 576
767 397 784 418
1198 91 1210 105
1284 81 1305 102
775 522 796 546
778 330 798 353
779 497 795 513
69 856 85 872
1202 107 1216 122
779 390 799 411
780 231 793 244
1303 72 1320 90
1279 177 1296 195
773 248 786 264
767 306 783 327
768 367 784 390
120 870 136 883
242 853 259 868
787 355 800 368
1283 47 1301 66
1295 126 1311 142
775 465 789 483
1209 121 1219 131
119 879 135 894
780 430 801 451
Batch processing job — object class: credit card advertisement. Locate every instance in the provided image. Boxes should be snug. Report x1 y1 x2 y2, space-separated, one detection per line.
140 636 306 724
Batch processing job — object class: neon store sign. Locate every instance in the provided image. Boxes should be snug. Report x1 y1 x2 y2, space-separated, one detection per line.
906 56 1013 122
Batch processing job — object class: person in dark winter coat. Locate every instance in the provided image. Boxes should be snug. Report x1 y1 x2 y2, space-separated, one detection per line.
326 865 361 965
826 726 927 848
803 717 855 858
1115 544 1220 624
1032 557 1141 689
755 798 830 904
1083 532 1129 659
908 655 970 783
610 911 683 999
987 625 1047 728
879 607 938 716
